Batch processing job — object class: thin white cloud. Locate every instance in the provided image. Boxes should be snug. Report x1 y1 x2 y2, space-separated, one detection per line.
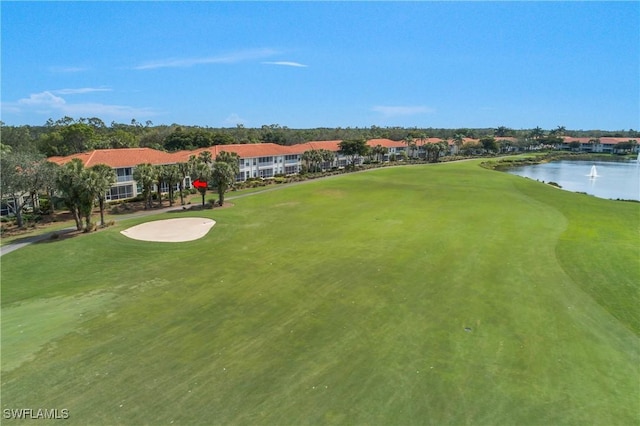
372 105 435 116
53 87 112 95
134 48 279 70
18 91 66 107
224 113 248 126
49 66 90 73
262 61 308 68
1 103 21 114
12 91 158 120
60 103 158 118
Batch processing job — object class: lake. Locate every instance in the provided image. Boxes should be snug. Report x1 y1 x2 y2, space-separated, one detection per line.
506 159 640 201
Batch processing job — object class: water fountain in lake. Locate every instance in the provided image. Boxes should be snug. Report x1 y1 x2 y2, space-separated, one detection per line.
588 165 598 179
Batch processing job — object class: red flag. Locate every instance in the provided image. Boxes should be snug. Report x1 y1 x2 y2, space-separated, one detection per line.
193 179 207 189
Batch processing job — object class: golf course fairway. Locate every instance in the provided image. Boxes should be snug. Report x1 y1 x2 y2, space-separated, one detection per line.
1 160 638 425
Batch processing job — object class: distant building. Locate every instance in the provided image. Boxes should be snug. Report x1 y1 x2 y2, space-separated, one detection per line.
556 137 638 154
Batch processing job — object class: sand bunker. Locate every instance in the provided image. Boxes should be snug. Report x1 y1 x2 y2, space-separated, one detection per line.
120 218 216 242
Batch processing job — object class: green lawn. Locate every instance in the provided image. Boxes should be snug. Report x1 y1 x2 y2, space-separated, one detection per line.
1 161 638 425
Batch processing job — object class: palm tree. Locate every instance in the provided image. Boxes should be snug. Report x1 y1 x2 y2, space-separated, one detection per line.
78 168 99 231
133 163 157 209
300 150 313 173
56 158 85 230
90 164 116 227
312 150 323 172
191 161 211 207
176 162 191 205
301 150 322 172
417 133 429 160
320 149 335 170
161 164 181 206
371 144 388 163
439 138 450 157
529 126 545 141
452 134 464 154
437 141 448 161
211 161 235 206
215 151 240 184
426 141 446 163
154 164 166 207
198 150 213 165
403 136 416 161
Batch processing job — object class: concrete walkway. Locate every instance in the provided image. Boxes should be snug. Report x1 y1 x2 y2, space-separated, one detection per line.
0 204 191 257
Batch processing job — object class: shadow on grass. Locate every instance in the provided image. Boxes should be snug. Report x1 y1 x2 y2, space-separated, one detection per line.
166 202 234 213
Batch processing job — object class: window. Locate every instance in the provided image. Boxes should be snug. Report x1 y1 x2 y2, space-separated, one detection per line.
106 185 134 201
116 167 133 183
259 168 273 178
259 156 273 164
1 200 16 216
285 165 298 174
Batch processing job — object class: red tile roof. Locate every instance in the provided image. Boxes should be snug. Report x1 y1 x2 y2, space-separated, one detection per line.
367 138 406 148
561 137 634 145
215 143 292 158
180 144 292 161
306 140 344 152
48 148 176 168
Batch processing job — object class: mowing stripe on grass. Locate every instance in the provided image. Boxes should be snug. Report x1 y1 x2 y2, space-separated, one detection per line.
1 161 638 425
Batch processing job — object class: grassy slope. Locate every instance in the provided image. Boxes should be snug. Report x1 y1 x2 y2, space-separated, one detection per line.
1 161 638 425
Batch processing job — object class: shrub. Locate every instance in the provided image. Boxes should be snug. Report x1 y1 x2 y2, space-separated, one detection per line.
38 199 52 214
22 213 42 223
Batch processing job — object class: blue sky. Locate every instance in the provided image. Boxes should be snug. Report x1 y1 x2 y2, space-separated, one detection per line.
2 1 638 130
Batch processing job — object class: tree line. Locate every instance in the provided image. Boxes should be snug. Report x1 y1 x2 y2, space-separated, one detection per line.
2 117 638 158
